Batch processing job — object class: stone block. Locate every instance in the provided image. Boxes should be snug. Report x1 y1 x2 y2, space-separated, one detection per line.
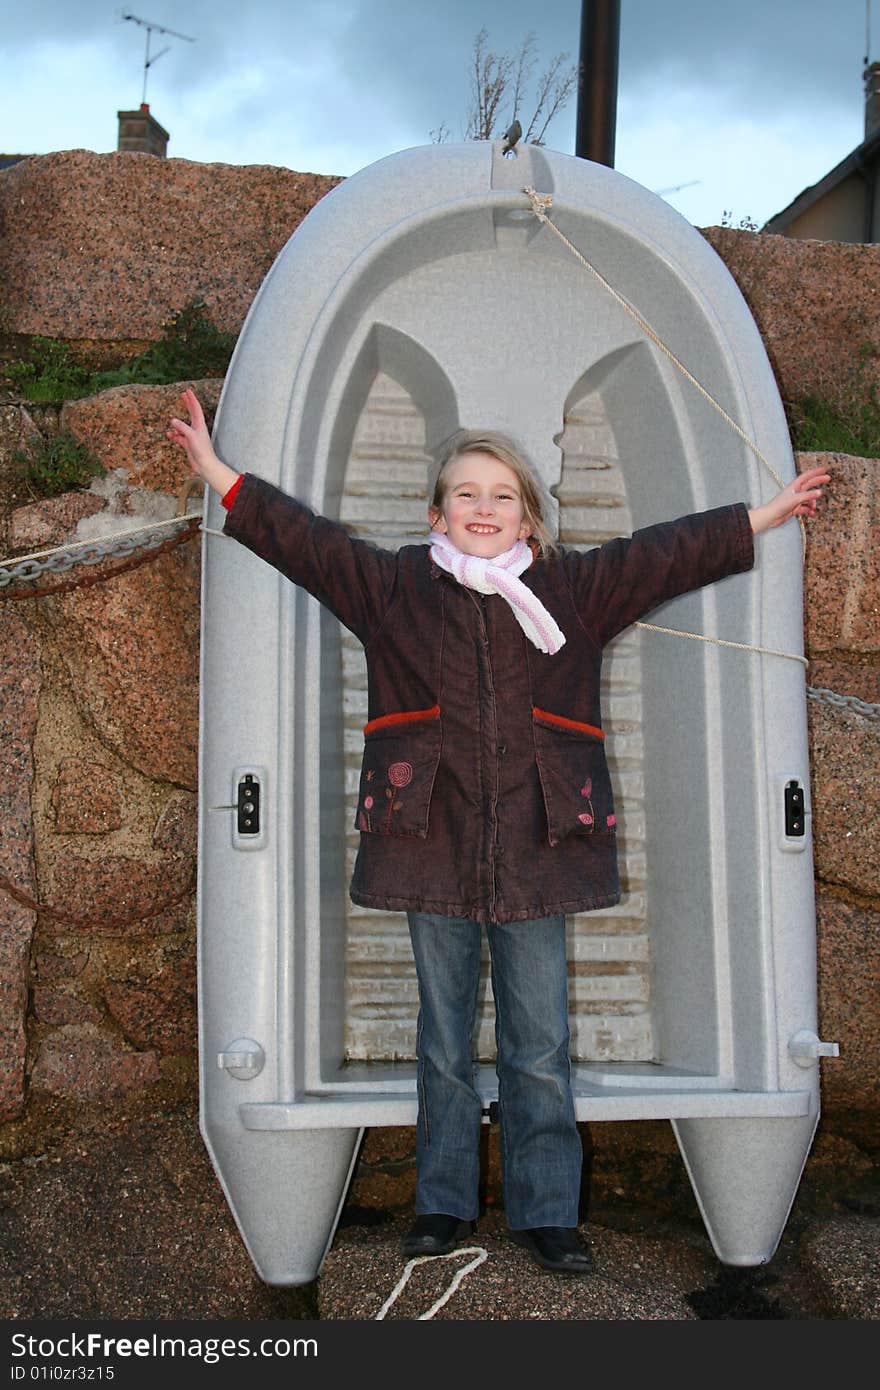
0 929 31 1124
152 793 197 857
104 952 197 1055
799 452 880 657
32 949 88 981
46 543 200 790
47 854 194 936
8 492 107 554
51 758 124 834
815 886 880 1119
807 698 880 897
807 660 880 706
60 379 223 494
32 988 102 1027
800 1215 880 1319
0 151 340 345
701 229 880 410
358 1126 416 1166
30 1023 161 1100
0 610 40 1121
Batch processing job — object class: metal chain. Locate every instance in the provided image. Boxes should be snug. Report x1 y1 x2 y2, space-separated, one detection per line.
0 512 201 588
0 519 201 601
806 686 880 720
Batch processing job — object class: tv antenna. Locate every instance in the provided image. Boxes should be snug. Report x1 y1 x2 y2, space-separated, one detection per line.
654 180 702 197
121 12 196 104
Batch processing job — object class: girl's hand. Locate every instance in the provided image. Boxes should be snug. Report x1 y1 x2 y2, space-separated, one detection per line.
167 389 240 497
749 465 830 534
167 388 216 477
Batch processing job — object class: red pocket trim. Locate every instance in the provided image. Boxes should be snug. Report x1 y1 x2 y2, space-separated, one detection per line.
363 704 441 736
532 707 605 740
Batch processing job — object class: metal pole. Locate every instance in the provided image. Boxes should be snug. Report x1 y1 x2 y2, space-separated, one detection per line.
142 26 151 104
576 0 621 166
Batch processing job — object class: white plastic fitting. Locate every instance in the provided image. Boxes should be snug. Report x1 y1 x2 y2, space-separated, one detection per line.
788 1030 840 1067
217 1038 266 1079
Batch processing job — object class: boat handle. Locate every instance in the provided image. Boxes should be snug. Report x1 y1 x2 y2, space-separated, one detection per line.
218 1038 266 1079
788 1030 840 1067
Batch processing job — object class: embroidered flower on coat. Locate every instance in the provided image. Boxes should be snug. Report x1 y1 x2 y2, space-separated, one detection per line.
388 761 413 788
578 773 596 831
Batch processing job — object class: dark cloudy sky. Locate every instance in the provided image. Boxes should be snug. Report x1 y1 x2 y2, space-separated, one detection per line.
0 1 873 228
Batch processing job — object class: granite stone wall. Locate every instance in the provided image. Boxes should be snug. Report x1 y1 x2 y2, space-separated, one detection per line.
799 450 879 1138
0 152 876 1158
0 150 341 360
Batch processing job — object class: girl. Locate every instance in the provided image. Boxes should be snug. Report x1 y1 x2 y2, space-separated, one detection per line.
169 387 828 1275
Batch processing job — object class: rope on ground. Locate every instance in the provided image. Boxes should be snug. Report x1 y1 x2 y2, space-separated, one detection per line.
375 1246 488 1321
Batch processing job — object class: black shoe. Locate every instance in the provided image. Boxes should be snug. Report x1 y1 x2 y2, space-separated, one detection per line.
509 1225 593 1273
402 1213 473 1257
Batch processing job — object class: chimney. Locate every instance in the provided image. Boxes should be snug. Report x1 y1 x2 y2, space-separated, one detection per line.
866 61 880 141
117 102 169 157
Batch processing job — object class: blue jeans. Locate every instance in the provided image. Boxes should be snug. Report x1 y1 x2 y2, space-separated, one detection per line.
407 912 582 1229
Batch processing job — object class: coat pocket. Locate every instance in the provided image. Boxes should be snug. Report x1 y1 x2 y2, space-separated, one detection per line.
532 706 617 847
355 705 442 839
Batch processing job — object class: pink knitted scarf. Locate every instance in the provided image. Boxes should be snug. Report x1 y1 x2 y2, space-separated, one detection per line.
429 530 566 655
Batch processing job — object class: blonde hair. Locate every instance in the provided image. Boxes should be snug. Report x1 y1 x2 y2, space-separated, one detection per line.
430 429 558 557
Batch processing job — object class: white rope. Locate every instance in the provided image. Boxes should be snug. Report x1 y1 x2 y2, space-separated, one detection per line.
375 1246 488 1321
635 620 808 666
0 510 200 571
522 187 789 491
522 185 807 559
522 185 809 668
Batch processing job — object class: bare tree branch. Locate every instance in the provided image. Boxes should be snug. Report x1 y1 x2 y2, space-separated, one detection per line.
523 52 578 147
466 27 515 140
442 29 577 148
510 31 537 125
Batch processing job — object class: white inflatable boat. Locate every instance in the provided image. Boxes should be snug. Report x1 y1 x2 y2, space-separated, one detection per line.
198 140 836 1285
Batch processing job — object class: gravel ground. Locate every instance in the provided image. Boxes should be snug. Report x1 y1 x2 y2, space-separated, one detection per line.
321 1201 878 1321
0 1100 876 1323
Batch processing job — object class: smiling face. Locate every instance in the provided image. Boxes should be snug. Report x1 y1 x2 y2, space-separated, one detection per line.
428 450 531 558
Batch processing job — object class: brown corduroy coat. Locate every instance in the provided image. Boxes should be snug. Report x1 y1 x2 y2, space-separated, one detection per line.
225 475 755 925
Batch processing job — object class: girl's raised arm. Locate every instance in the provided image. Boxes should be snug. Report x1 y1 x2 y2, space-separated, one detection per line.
167 388 240 498
168 388 398 644
748 465 830 534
